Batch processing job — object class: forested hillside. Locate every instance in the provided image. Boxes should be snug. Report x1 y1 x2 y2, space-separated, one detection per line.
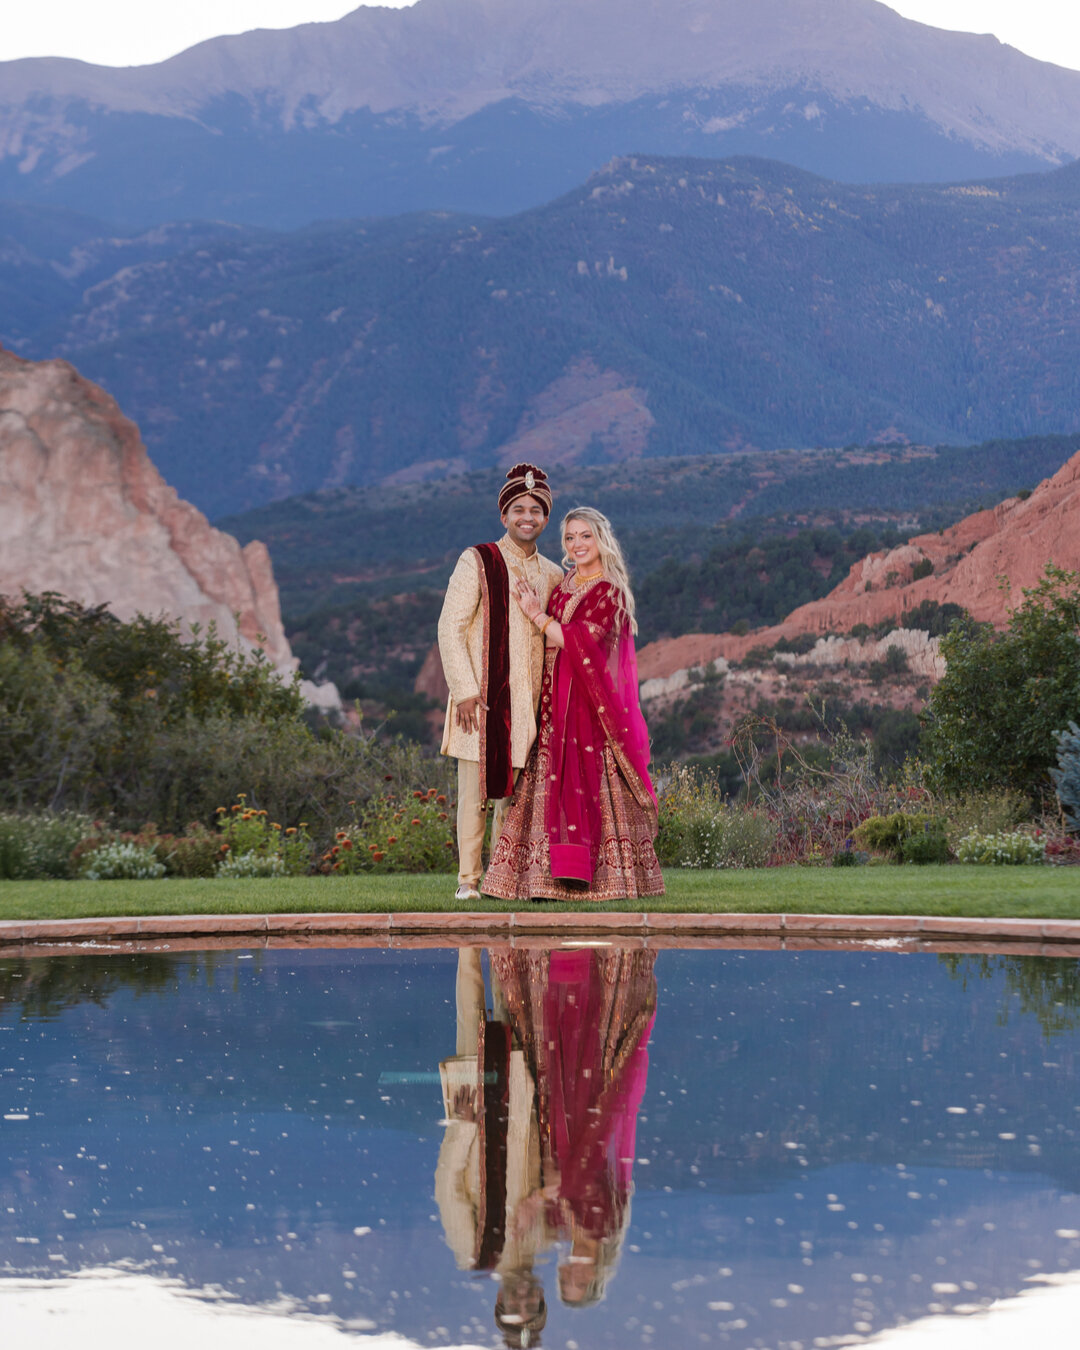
219 434 1077 726
8 156 1080 515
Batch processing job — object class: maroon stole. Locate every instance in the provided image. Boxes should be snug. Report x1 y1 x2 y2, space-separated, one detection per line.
473 1017 512 1270
472 542 515 802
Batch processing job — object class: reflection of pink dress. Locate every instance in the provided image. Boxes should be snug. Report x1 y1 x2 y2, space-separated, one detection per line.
492 947 656 1240
483 575 664 901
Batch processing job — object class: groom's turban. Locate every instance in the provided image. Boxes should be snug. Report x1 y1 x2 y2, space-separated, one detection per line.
499 462 552 517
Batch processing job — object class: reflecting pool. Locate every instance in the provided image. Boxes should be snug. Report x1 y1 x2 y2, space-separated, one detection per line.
3 944 1080 1348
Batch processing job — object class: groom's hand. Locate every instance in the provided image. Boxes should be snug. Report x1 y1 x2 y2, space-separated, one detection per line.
456 696 488 734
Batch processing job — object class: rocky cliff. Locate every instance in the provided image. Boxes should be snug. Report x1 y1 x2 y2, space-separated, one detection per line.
0 346 295 672
637 445 1080 684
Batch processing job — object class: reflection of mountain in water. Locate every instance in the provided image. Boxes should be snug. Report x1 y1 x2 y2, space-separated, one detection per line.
2 946 1080 1348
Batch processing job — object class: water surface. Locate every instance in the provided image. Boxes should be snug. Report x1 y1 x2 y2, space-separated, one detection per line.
2 944 1080 1347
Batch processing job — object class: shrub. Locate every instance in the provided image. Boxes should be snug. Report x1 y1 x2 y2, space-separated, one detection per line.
955 830 1047 865
883 644 909 674
217 850 287 878
729 705 937 865
900 599 968 637
656 765 777 868
680 805 777 869
921 565 1080 799
938 789 1030 852
81 841 166 881
911 558 934 581
0 643 117 814
325 787 457 874
0 811 100 879
216 796 313 874
900 828 951 865
1051 721 1080 832
0 590 447 844
853 811 948 863
157 824 225 879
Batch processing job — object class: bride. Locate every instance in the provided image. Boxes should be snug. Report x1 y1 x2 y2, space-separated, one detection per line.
481 507 664 902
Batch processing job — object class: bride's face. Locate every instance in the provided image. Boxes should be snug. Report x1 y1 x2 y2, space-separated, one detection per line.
564 518 602 574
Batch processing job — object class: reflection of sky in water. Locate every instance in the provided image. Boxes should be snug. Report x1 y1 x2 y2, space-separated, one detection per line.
2 947 1080 1348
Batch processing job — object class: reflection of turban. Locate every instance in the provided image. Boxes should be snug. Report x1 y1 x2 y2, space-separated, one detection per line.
499 463 552 517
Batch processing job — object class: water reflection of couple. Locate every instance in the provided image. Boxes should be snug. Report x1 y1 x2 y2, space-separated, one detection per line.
436 946 656 1347
437 462 663 902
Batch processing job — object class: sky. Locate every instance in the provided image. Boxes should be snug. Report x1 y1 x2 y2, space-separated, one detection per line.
1 0 1079 73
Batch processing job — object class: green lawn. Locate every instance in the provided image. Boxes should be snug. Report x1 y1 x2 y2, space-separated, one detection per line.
1 866 1078 922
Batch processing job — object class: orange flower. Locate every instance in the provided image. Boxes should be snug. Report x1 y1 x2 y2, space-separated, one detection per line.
411 818 421 826
331 845 340 856
342 839 353 851
436 795 447 804
427 788 438 798
438 812 448 821
387 836 398 845
215 806 227 815
335 831 347 841
444 841 454 849
285 827 296 836
332 861 341 871
372 851 385 862
237 793 247 800
271 823 282 831
220 843 230 853
413 790 424 799
384 775 393 782
368 844 377 852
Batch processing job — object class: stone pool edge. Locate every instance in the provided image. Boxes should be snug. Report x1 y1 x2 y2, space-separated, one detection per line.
3 911 1080 957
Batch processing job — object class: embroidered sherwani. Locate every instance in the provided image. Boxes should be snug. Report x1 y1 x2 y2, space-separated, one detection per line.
438 533 563 888
438 535 563 770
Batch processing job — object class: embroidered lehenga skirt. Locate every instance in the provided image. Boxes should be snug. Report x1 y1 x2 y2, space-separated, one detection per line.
482 654 665 903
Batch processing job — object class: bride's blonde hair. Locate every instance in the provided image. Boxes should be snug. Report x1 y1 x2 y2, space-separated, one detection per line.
560 506 638 635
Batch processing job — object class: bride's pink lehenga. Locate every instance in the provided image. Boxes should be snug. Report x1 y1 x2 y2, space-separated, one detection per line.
482 575 664 902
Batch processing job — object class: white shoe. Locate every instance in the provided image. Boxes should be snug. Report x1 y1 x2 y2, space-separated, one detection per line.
455 884 481 902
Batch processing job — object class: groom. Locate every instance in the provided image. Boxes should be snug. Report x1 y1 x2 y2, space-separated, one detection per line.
438 463 563 901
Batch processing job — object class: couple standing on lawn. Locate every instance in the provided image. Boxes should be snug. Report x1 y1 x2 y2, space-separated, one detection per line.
437 462 664 902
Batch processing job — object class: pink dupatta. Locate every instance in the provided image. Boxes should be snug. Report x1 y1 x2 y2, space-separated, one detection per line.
545 579 657 883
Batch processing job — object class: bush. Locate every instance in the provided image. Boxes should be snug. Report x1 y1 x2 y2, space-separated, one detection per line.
900 599 968 637
921 565 1080 799
1052 721 1080 832
0 643 117 814
157 825 225 878
0 811 100 879
81 841 166 880
325 787 457 873
216 796 313 874
955 830 1047 865
938 789 1030 852
900 828 951 865
656 765 777 868
853 810 948 863
217 850 287 878
0 590 448 845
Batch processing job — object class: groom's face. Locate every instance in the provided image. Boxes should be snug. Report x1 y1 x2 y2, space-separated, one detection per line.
501 495 548 548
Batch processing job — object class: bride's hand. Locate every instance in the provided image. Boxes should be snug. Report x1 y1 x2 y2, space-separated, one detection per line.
512 578 544 622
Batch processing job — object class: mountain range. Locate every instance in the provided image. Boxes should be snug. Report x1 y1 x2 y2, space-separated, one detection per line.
3 0 1080 227
6 152 1080 516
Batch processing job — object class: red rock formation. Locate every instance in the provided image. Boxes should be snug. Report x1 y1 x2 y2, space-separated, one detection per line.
0 347 294 671
637 445 1080 682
